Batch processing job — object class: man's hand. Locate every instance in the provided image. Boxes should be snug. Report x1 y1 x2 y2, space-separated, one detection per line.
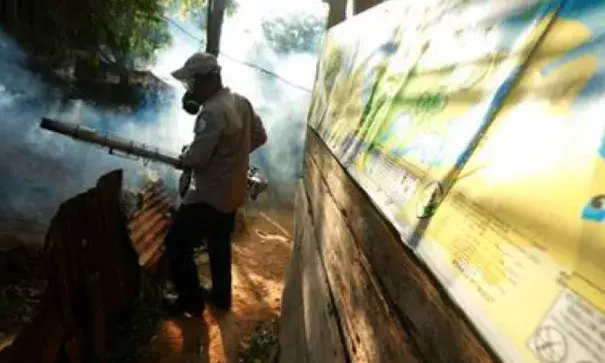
178 169 192 198
178 144 189 160
249 105 267 153
176 145 189 169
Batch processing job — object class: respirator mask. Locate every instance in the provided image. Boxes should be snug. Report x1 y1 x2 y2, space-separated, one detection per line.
181 78 202 115
182 91 201 115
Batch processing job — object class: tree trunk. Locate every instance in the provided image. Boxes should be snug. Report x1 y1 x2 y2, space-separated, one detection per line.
205 0 226 56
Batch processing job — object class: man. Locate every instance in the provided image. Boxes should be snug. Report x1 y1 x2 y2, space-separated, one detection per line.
164 52 267 317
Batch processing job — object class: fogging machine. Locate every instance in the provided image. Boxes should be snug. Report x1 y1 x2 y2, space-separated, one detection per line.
39 118 269 200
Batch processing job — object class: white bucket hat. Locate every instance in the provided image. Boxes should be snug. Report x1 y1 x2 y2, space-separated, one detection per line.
171 52 221 81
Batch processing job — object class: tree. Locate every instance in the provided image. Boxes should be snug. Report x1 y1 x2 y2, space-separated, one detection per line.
163 0 238 22
27 0 245 87
261 10 324 54
37 0 172 73
102 0 172 69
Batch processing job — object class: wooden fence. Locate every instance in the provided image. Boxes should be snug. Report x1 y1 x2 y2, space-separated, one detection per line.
279 129 499 362
0 169 173 363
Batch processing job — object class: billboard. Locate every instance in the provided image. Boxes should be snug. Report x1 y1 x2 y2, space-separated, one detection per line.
308 0 605 361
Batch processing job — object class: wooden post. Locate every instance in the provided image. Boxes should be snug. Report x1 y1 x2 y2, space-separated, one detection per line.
206 0 226 56
324 0 347 29
352 0 382 15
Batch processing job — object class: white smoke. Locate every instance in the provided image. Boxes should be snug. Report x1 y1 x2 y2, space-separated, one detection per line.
154 0 328 207
0 0 327 221
0 32 183 220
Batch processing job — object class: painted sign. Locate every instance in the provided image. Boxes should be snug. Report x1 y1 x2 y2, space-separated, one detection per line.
308 0 605 361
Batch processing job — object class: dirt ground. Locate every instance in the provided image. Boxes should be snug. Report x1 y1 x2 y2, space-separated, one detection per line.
0 206 293 362
140 206 293 363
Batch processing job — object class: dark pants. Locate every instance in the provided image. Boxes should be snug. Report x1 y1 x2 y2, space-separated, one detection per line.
165 202 236 310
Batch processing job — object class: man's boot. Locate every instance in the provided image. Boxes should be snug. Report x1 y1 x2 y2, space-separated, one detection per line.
162 292 204 317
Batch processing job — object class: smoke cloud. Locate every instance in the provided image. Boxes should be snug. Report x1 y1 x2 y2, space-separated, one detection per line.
154 0 327 207
0 32 184 221
0 0 326 221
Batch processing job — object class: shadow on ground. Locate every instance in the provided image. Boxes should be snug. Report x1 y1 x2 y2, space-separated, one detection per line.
148 207 293 363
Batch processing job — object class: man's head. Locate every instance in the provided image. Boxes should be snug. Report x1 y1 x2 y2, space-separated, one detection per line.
172 52 223 115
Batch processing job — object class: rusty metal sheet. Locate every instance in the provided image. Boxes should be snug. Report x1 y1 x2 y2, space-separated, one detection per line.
128 179 174 271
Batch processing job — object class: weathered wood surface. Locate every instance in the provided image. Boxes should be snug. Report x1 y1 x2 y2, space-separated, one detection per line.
304 141 422 362
278 203 309 363
2 170 174 363
298 181 348 363
324 0 347 28
280 180 348 363
205 0 226 56
352 0 383 14
302 128 498 362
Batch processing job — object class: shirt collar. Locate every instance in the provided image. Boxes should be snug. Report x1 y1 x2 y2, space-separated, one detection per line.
203 87 230 106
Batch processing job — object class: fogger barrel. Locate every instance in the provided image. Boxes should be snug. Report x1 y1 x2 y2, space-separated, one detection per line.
39 118 269 200
40 117 184 169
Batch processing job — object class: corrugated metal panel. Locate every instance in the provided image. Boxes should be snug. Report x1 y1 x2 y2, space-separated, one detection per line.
2 172 175 363
128 179 175 272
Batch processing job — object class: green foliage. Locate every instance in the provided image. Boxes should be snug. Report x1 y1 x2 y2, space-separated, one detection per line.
163 0 238 21
104 0 173 68
38 0 172 69
261 11 324 54
36 0 241 68
323 47 343 91
398 92 447 116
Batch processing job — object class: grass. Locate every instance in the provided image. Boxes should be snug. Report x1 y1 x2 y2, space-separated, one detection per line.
238 318 280 363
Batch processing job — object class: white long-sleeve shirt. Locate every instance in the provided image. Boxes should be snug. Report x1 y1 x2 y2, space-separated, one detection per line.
180 87 267 212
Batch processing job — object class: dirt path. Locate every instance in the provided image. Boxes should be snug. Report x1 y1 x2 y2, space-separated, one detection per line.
148 207 293 363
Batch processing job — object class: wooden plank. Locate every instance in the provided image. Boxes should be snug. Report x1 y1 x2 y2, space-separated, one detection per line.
297 182 348 363
88 272 107 363
352 0 382 14
303 145 422 362
325 0 347 28
60 197 88 361
94 170 141 312
65 336 81 363
205 0 226 56
77 191 108 363
52 223 77 336
305 128 497 363
278 189 309 363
